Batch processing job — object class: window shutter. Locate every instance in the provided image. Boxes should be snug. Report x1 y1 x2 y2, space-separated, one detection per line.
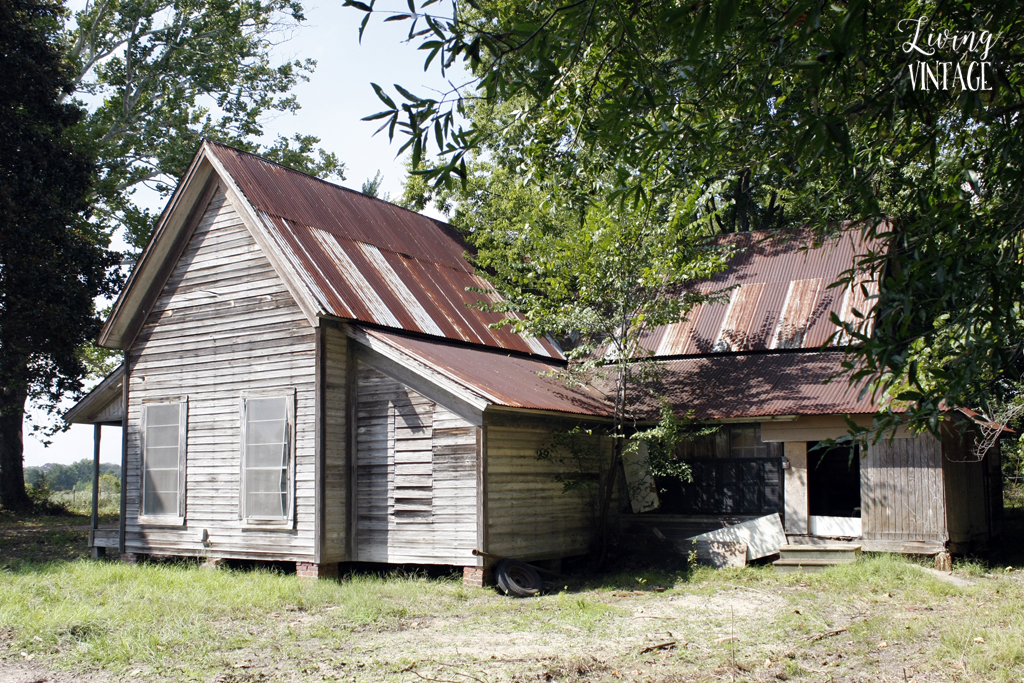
391 399 434 523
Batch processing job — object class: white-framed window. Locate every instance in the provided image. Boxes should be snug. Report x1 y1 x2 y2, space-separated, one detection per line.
240 391 295 526
140 399 187 524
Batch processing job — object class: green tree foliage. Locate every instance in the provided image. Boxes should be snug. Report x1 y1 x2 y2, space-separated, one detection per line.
24 461 121 492
1 0 122 512
417 141 730 548
66 0 345 250
353 0 1024 437
361 169 390 200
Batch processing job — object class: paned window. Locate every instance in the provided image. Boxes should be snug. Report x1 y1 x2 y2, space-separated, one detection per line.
141 400 187 520
241 394 294 522
729 425 770 458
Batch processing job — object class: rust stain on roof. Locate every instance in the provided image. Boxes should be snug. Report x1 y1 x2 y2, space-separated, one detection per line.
210 142 560 358
713 282 767 351
834 273 881 344
771 278 823 349
643 230 882 357
362 328 612 417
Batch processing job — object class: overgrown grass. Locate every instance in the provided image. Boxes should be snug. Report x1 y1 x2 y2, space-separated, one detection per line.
3 501 1024 681
0 560 477 678
3 550 1023 681
48 490 119 517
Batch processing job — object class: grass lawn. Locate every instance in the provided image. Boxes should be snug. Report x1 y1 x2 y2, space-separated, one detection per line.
1 506 1023 682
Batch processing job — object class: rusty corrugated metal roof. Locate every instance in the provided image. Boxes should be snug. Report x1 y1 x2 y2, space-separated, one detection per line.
362 328 613 417
363 330 895 422
209 142 561 358
634 351 898 420
645 230 883 356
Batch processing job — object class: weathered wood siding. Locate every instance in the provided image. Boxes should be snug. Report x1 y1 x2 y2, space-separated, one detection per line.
354 362 477 565
941 425 998 548
124 188 317 560
860 434 947 546
485 417 606 560
320 325 348 562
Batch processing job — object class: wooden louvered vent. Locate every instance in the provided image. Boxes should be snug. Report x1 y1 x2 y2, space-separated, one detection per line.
389 397 435 523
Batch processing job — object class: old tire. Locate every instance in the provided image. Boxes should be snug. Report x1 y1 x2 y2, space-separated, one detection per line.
495 559 542 598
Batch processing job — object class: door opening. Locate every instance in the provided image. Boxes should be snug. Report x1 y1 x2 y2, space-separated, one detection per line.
808 442 861 518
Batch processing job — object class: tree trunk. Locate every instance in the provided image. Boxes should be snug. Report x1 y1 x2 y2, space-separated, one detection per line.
0 386 32 512
595 364 628 565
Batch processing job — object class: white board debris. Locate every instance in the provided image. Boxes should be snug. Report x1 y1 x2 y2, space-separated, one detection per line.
621 441 660 513
695 540 748 568
686 513 787 561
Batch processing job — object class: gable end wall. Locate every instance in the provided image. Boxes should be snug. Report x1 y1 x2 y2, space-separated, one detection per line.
124 188 318 561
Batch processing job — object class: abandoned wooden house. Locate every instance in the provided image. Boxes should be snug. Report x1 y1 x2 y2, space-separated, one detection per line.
67 142 1003 581
618 231 1003 559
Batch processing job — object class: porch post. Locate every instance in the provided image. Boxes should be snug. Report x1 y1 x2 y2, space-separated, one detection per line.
783 442 809 535
91 424 102 559
92 424 101 531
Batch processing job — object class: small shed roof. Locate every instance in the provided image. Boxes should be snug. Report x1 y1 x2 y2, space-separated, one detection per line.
360 328 613 418
642 229 885 357
64 364 124 425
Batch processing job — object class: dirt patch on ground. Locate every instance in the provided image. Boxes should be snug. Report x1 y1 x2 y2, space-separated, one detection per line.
0 660 112 683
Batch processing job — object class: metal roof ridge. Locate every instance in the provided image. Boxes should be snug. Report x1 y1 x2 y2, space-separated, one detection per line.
636 346 858 363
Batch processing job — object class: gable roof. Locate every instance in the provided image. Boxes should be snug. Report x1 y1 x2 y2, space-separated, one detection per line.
100 141 561 358
642 229 884 357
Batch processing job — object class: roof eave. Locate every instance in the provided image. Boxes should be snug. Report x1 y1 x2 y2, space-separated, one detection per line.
98 149 218 350
64 364 125 425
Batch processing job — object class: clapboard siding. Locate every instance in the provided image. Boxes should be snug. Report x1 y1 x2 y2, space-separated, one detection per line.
861 434 947 544
320 325 348 562
485 424 604 560
124 189 317 560
354 363 478 565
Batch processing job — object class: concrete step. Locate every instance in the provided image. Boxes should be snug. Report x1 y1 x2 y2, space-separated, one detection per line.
778 544 862 561
773 557 857 573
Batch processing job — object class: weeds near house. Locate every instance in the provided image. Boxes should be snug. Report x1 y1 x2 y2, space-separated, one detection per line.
47 489 119 517
2 506 1024 682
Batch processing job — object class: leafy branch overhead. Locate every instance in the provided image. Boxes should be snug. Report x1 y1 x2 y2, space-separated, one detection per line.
354 0 1024 437
66 0 346 250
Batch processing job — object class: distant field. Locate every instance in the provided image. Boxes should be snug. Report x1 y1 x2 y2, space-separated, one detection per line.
1 507 1022 682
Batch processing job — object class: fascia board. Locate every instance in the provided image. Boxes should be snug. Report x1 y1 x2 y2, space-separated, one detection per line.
98 155 216 349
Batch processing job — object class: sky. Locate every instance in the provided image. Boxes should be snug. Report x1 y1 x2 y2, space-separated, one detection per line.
23 0 465 467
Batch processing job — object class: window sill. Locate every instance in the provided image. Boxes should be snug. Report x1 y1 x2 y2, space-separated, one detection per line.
240 519 294 531
137 515 185 527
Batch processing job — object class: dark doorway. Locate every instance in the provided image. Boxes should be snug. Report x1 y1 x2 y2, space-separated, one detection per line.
808 443 861 517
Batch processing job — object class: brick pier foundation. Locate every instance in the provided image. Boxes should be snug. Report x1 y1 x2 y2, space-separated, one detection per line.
296 561 339 579
463 564 492 588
